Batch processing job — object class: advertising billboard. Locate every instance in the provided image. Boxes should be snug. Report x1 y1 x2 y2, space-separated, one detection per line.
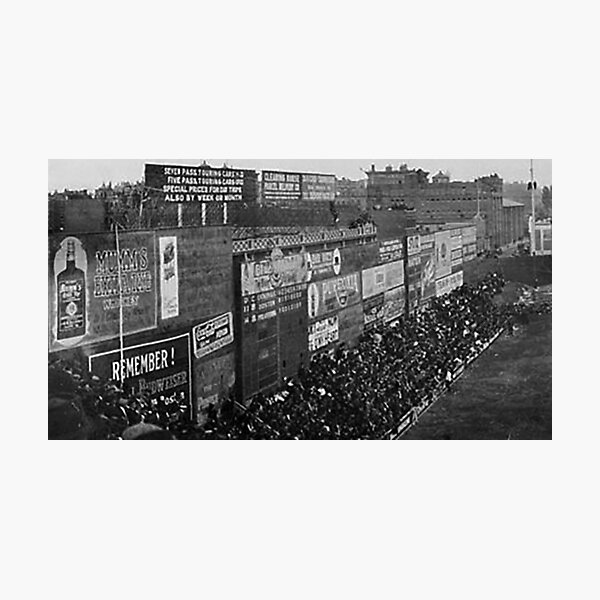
144 163 255 202
301 173 336 201
192 313 234 359
88 334 192 410
436 271 464 297
49 232 157 352
434 231 452 279
306 247 342 281
307 272 362 320
383 286 405 323
420 248 436 302
241 248 311 296
262 171 302 202
362 260 404 300
406 235 421 257
379 238 404 264
364 294 385 331
158 236 179 320
308 316 340 352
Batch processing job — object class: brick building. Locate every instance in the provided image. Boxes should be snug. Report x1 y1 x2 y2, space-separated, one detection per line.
366 165 504 249
501 199 526 246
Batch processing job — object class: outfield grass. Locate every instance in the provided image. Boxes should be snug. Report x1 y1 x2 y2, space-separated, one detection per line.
401 314 552 440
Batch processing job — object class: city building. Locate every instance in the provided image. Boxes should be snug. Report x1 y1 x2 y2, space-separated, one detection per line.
366 164 504 249
501 199 526 246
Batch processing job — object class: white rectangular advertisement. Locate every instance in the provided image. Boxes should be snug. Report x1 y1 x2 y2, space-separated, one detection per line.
159 236 180 320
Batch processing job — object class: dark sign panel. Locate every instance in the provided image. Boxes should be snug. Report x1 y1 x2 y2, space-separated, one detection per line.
88 334 192 410
145 163 256 202
262 171 302 202
338 303 365 345
49 232 157 352
192 313 234 359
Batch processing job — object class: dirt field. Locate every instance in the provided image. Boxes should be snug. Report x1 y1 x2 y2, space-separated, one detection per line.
401 314 552 440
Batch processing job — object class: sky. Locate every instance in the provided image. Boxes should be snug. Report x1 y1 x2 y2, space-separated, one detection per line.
48 159 552 192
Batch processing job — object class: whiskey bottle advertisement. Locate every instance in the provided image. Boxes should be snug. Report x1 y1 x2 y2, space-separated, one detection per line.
56 237 87 341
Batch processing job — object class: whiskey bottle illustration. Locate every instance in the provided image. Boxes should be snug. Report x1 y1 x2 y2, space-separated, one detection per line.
57 240 86 340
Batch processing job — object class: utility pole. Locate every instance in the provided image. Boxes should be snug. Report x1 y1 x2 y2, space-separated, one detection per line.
114 221 125 380
529 159 537 256
529 160 539 288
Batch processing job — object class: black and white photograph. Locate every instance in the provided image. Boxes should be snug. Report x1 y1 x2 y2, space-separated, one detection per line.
48 159 552 441
20 0 598 597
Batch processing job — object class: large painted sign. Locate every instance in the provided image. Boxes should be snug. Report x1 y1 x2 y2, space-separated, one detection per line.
262 171 302 202
307 272 362 319
144 163 255 202
88 334 192 408
241 248 310 296
192 313 234 359
301 173 336 201
362 260 404 299
434 231 452 279
261 171 336 202
49 232 157 351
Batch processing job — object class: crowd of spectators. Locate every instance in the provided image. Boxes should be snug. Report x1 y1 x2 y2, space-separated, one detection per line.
49 272 551 440
200 273 508 440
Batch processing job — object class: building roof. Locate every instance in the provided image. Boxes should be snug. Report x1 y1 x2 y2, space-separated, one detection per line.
502 198 525 208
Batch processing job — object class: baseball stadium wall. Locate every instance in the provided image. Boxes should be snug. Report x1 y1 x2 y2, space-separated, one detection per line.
233 225 379 402
50 221 515 416
49 226 236 422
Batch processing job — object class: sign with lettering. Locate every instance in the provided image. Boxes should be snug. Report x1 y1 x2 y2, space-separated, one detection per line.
436 271 464 297
379 238 404 263
407 235 421 257
307 272 362 319
241 248 310 296
308 316 340 352
262 171 302 202
49 232 157 351
159 236 179 320
192 313 234 359
88 334 192 409
144 163 256 202
306 248 342 281
301 173 336 201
